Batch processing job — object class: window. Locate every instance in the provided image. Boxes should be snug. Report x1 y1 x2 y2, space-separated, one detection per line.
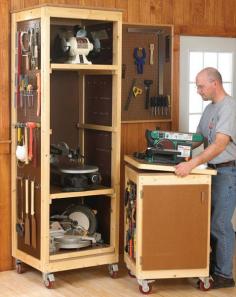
179 36 236 133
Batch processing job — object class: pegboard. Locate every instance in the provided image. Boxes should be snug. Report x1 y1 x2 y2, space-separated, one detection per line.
122 25 172 122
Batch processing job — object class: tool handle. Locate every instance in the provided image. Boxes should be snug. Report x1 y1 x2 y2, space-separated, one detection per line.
31 180 35 215
145 88 150 109
36 72 41 117
24 126 29 164
28 126 33 161
124 79 136 111
149 43 154 65
25 179 29 214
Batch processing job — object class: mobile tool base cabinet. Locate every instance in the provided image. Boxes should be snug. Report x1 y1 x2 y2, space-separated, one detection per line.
124 155 216 294
11 5 122 288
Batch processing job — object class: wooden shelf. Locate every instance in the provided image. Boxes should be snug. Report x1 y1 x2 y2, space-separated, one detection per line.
50 244 113 261
77 123 117 132
50 186 114 199
51 63 118 72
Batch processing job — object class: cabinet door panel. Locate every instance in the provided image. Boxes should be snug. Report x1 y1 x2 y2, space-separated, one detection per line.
142 184 209 270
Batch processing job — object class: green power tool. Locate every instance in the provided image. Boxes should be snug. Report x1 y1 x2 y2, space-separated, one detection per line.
135 130 204 164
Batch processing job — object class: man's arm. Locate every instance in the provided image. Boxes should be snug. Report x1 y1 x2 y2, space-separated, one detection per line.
175 132 230 177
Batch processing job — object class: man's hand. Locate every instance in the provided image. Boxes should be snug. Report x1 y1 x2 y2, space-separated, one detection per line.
175 161 195 177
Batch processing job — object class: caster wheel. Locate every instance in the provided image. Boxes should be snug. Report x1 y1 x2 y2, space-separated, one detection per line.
109 270 118 278
139 283 152 294
16 263 24 274
44 279 54 289
108 264 118 278
199 279 212 291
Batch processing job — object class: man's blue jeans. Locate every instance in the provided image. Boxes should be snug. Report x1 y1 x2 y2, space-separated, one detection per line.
211 166 236 278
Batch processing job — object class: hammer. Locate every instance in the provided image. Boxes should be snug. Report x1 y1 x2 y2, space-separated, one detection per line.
144 80 153 109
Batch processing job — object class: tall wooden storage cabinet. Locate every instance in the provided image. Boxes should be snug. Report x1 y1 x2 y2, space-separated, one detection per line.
11 5 122 287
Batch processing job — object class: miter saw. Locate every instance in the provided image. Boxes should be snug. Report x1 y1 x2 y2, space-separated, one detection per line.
134 130 204 164
50 142 101 191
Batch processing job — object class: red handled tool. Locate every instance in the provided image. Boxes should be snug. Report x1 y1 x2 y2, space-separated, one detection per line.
26 122 37 161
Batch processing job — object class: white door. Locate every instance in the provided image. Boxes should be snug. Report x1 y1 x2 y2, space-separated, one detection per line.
179 36 236 230
179 36 236 132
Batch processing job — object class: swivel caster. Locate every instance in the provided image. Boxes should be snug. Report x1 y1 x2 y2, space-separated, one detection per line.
198 277 213 291
15 259 24 274
108 263 118 278
137 279 154 294
43 273 55 289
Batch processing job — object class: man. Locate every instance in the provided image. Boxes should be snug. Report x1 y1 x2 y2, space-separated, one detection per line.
175 67 236 289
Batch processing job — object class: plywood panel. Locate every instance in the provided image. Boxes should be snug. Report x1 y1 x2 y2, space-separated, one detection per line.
142 184 209 270
0 155 11 271
0 0 11 272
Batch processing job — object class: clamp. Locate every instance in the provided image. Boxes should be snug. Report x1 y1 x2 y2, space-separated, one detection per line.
134 47 146 74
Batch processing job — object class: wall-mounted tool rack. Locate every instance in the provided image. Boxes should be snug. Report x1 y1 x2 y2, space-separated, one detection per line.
122 24 173 123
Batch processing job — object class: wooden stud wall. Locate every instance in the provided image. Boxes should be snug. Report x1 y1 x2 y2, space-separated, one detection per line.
1 0 236 270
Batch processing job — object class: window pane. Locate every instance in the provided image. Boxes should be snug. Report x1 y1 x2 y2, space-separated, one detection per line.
189 83 203 113
189 52 203 81
223 82 232 95
189 114 201 133
203 52 217 68
218 53 232 82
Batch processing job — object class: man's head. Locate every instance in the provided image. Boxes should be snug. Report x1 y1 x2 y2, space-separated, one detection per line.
196 67 224 102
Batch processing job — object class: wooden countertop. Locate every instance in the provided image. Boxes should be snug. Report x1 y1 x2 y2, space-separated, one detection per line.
124 155 217 175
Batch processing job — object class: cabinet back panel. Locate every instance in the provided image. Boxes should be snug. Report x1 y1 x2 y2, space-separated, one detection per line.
85 75 112 126
50 71 79 149
84 130 111 187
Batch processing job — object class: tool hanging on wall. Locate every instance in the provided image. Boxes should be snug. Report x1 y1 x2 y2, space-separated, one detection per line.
124 79 136 111
149 43 154 65
36 72 41 117
27 122 37 161
125 180 137 259
132 86 142 97
133 47 146 74
15 122 40 165
31 179 37 248
17 31 22 108
144 80 153 109
16 177 24 237
24 178 30 245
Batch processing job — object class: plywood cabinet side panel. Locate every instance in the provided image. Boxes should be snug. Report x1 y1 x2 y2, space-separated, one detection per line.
0 155 12 271
0 0 11 272
0 0 10 142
